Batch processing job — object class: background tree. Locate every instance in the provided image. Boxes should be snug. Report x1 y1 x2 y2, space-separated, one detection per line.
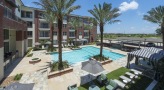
144 6 164 49
69 17 82 46
34 0 80 70
156 28 162 35
88 2 120 59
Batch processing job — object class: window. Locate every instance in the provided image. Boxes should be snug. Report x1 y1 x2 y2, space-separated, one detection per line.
84 32 89 36
64 16 67 20
18 5 20 12
38 12 45 19
70 27 74 30
69 32 75 37
79 32 82 35
63 24 67 28
40 31 49 37
63 32 67 36
54 32 57 35
4 42 9 53
40 22 49 28
21 11 32 18
27 31 33 37
27 21 33 28
28 39 32 47
4 29 9 40
4 7 12 18
55 24 58 27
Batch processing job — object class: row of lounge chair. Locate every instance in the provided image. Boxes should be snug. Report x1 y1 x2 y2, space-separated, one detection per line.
68 69 142 90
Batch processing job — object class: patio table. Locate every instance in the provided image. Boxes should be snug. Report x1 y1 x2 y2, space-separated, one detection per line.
89 85 100 90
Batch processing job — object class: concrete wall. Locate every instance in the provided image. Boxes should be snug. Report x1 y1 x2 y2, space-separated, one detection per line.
9 30 16 52
0 47 4 81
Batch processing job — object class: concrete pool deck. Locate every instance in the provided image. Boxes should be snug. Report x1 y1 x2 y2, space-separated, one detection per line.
2 45 132 90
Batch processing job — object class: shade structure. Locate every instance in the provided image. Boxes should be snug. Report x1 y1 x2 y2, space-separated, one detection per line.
3 82 34 90
82 60 105 75
34 42 41 45
127 47 164 68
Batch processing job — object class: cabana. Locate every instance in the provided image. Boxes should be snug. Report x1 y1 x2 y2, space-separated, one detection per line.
126 47 164 80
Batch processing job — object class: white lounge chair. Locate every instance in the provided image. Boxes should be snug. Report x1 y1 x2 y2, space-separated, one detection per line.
130 69 142 75
119 76 131 83
71 43 74 46
68 43 71 47
113 79 126 88
125 72 135 79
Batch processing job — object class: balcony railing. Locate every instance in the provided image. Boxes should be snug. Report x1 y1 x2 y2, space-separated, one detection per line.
3 8 26 24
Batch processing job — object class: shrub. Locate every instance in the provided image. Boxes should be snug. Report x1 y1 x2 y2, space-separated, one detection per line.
47 46 56 52
93 54 109 61
51 61 69 72
33 47 42 51
14 73 23 81
26 53 33 57
25 47 33 57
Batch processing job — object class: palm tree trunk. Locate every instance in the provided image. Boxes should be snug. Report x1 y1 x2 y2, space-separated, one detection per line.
162 25 164 50
50 23 54 52
100 24 104 60
89 30 91 42
58 18 63 70
75 30 77 46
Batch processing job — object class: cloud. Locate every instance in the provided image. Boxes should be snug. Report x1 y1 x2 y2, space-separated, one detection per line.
119 1 139 12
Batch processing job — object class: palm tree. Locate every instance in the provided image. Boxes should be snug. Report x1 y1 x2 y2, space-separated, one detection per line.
34 0 80 70
68 17 82 46
143 6 164 49
88 2 120 59
34 1 56 52
84 18 96 43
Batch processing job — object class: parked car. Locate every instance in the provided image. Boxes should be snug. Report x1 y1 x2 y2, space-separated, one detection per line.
146 42 155 47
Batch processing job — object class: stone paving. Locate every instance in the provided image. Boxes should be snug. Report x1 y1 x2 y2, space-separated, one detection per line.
3 45 131 90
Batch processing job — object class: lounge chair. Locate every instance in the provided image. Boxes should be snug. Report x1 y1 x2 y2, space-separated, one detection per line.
96 73 108 85
130 69 142 75
125 72 136 79
68 84 78 90
71 43 74 46
113 79 126 89
119 76 131 84
88 85 100 90
105 79 118 90
68 43 71 47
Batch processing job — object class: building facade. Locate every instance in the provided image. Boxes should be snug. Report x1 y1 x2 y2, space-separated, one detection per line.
0 0 27 81
0 0 97 81
21 7 97 48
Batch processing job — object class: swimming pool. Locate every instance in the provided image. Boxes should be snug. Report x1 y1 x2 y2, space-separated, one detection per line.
51 46 125 64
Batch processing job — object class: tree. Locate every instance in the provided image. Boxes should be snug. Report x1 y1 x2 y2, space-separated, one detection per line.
143 6 164 49
88 2 120 59
68 17 82 46
34 0 80 70
156 28 162 35
84 18 96 42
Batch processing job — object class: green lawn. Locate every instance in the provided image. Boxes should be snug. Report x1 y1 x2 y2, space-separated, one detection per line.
78 67 152 90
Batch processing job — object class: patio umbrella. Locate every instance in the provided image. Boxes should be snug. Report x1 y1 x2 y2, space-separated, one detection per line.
34 42 41 45
4 82 34 90
45 41 51 44
81 60 105 75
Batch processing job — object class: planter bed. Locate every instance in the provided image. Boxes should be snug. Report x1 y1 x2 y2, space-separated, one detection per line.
48 67 73 79
100 60 113 65
29 58 41 64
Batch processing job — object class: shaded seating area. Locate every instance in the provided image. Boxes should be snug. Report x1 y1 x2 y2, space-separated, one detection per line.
105 80 118 90
127 47 164 80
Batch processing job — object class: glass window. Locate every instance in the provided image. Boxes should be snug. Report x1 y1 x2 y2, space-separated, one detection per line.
54 32 57 35
55 24 58 27
40 22 49 28
79 32 82 35
84 32 89 36
27 31 33 37
63 32 67 36
27 21 33 28
69 32 75 37
28 39 32 47
4 29 9 40
21 11 32 18
40 31 49 37
63 24 67 28
4 42 9 53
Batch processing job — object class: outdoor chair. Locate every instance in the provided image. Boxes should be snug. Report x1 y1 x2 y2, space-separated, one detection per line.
119 75 131 84
105 79 118 90
88 85 100 90
113 79 126 89
97 73 109 86
68 84 78 90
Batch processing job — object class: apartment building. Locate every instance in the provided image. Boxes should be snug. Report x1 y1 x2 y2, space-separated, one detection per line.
21 7 97 48
0 0 27 81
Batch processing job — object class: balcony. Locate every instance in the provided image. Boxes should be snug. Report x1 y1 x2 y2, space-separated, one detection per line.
5 0 17 7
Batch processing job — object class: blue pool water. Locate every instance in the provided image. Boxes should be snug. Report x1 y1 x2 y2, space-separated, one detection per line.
51 46 125 64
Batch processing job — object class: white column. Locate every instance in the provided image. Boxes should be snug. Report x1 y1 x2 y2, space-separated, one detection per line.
0 47 4 81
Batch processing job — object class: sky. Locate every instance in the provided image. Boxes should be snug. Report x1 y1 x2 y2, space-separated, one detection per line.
22 0 164 34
